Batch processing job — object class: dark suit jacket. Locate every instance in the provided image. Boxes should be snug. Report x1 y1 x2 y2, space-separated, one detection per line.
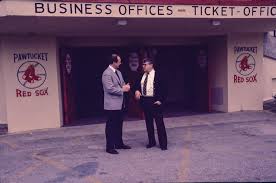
134 70 168 104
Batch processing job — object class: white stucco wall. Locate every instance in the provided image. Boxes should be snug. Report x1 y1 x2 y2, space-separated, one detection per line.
263 56 276 101
227 33 264 112
208 36 228 112
0 32 268 131
1 36 62 132
0 39 7 124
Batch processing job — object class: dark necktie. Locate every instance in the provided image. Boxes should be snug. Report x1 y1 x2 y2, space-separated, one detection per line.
116 70 125 109
143 73 149 96
115 70 121 83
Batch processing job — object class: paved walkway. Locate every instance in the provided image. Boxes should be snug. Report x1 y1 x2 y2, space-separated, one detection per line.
1 111 276 182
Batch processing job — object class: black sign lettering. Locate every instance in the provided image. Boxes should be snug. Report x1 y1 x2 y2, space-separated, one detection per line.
105 5 112 15
84 4 92 14
129 5 135 15
33 3 276 18
192 6 199 16
47 3 57 14
35 3 44 14
243 7 250 16
60 3 67 14
167 6 173 15
271 7 276 16
74 3 83 14
119 5 127 15
234 47 258 54
149 5 156 16
229 7 235 16
213 6 219 16
137 5 143 15
204 7 211 16
14 53 48 63
221 7 227 16
158 6 165 16
95 4 102 14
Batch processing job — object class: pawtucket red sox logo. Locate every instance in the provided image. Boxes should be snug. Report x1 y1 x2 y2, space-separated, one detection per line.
235 53 256 76
17 61 47 89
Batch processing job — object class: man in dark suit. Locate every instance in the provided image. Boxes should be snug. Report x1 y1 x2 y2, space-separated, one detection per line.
102 54 131 154
134 58 168 151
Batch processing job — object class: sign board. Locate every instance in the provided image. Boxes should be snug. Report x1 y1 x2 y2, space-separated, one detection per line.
53 0 276 6
1 1 276 18
233 47 258 84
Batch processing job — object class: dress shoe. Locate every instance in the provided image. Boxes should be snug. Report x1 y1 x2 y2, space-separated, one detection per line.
146 143 156 148
115 144 131 149
106 149 119 154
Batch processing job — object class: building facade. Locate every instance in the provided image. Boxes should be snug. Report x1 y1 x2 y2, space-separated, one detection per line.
0 0 276 132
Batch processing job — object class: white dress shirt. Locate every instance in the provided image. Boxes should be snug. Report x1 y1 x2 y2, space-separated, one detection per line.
141 69 155 97
109 65 116 73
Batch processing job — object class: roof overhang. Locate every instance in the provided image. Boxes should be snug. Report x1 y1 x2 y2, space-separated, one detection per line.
0 1 275 37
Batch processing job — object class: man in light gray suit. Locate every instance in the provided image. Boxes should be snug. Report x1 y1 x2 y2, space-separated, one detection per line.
102 54 131 154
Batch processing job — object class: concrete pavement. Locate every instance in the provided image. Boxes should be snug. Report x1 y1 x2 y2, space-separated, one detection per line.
1 111 276 182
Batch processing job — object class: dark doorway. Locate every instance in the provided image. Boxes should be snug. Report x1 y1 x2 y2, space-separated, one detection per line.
71 47 127 120
60 45 209 126
154 46 209 116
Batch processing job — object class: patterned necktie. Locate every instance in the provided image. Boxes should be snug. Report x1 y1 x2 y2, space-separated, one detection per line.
143 73 149 96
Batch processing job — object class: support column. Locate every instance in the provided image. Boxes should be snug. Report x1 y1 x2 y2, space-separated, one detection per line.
227 33 264 112
0 39 7 125
2 36 63 133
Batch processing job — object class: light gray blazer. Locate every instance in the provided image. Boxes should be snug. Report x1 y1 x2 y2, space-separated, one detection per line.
102 66 125 110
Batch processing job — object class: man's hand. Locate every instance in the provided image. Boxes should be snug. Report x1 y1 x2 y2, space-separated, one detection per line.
122 83 130 92
154 101 162 105
135 91 141 100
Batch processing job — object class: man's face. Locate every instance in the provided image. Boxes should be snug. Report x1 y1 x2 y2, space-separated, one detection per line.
114 56 122 69
143 62 153 73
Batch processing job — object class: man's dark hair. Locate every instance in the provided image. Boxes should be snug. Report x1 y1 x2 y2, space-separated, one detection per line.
143 58 155 66
110 54 120 64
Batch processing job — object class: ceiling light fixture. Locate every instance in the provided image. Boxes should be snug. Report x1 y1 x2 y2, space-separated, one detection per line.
117 19 128 26
211 19 221 26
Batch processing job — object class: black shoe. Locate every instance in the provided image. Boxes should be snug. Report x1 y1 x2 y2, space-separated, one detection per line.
161 147 168 151
146 143 156 148
106 149 119 154
115 144 132 149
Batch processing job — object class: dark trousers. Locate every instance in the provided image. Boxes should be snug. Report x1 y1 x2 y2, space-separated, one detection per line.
105 110 124 150
140 97 167 148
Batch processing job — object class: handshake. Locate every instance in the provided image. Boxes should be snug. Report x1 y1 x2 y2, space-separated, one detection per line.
121 83 140 100
122 84 142 100
122 84 141 99
122 83 131 92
